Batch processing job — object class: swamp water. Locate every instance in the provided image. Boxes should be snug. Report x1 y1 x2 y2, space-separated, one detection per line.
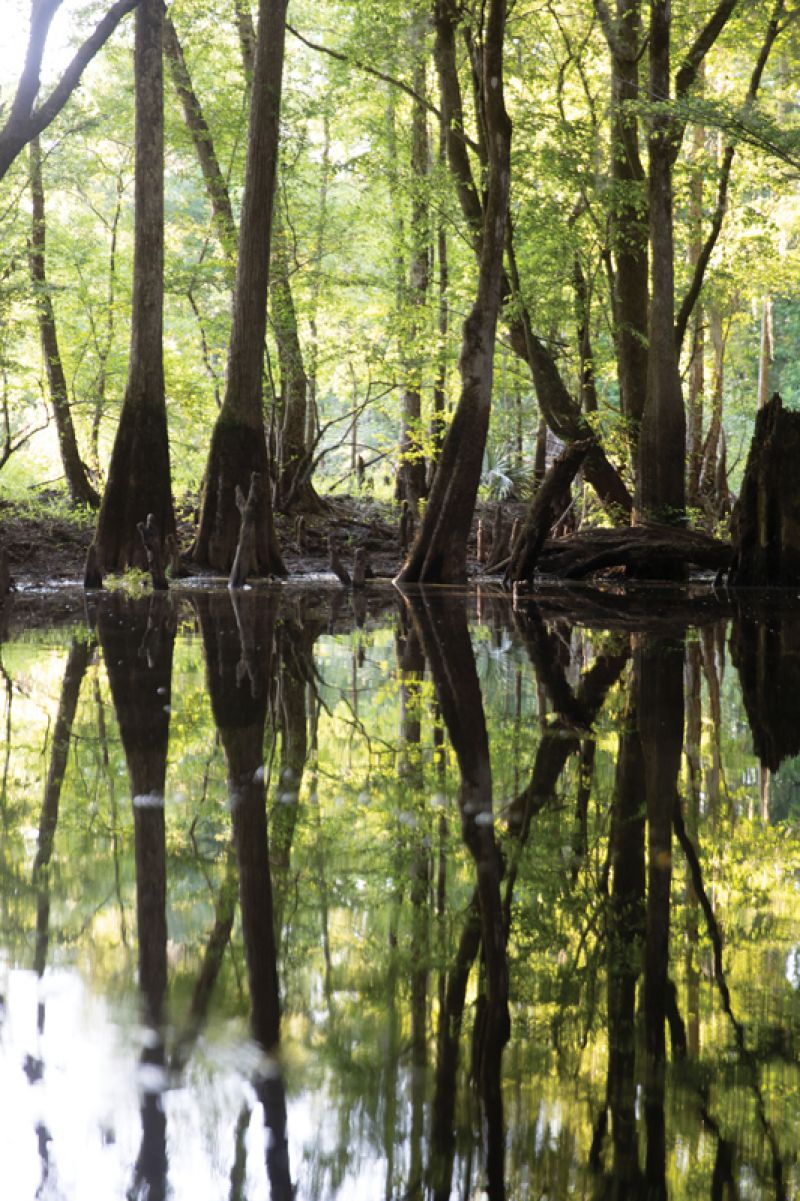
0 584 798 1200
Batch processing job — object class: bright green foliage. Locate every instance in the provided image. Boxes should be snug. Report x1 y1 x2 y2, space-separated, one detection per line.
0 0 798 509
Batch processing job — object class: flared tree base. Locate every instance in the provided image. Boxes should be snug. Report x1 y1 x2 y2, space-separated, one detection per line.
192 418 286 576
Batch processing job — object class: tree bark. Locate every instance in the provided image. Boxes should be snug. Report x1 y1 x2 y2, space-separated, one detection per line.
0 0 139 181
397 0 511 583
596 0 649 439
396 10 431 509
29 138 99 508
271 208 323 512
192 0 288 575
93 0 175 572
636 1 686 527
432 0 632 518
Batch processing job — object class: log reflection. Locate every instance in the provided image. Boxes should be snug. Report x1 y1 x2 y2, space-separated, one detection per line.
98 592 174 1201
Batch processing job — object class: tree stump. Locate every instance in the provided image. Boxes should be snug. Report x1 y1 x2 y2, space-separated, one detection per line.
352 547 368 590
137 513 169 591
229 473 260 589
0 547 13 597
327 536 351 586
729 393 800 586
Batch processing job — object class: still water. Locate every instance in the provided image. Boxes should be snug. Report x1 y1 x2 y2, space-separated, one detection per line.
0 584 798 1200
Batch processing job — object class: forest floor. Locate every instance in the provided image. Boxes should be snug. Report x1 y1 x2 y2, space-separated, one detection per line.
0 493 486 587
0 493 733 611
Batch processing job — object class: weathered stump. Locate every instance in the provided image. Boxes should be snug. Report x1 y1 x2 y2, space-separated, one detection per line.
352 547 368 590
729 393 800 586
327 536 351 586
137 513 169 591
0 547 14 597
229 473 260 589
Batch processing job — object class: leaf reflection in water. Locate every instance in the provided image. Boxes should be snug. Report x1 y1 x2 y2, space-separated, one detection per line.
0 588 796 1199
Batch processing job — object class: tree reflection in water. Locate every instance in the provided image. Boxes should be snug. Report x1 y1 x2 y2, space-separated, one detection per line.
0 590 798 1198
196 589 293 1201
99 593 174 1201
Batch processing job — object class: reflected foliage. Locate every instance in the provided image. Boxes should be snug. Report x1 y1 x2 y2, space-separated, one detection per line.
0 589 798 1199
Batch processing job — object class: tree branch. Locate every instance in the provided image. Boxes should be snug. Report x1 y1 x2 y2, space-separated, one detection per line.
675 0 786 349
0 0 140 181
285 21 480 155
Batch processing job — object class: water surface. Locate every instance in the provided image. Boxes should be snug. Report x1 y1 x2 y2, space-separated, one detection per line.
0 584 798 1200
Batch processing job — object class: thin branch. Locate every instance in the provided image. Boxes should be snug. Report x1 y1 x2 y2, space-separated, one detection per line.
675 0 786 349
286 21 481 155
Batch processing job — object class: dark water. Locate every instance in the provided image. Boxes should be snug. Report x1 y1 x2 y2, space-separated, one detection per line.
0 584 799 1200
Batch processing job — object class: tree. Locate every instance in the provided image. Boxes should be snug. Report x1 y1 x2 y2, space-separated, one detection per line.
397 0 511 584
28 137 100 508
92 0 175 571
636 0 687 524
191 0 289 575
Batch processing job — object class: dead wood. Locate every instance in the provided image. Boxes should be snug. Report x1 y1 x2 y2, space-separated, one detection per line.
536 523 731 581
729 393 800 586
229 473 260 589
504 440 591 584
137 512 169 591
352 547 368 590
327 536 351 586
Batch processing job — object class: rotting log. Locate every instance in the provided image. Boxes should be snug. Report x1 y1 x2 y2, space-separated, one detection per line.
729 393 800 586
504 439 591 585
229 472 260 589
536 523 730 582
137 513 169 591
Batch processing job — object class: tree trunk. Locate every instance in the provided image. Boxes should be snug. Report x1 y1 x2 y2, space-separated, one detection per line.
397 0 511 584
686 111 705 509
271 207 323 512
29 138 99 508
600 0 649 440
163 12 237 265
504 439 591 585
192 0 288 576
93 0 175 572
432 0 631 518
636 1 685 527
396 12 431 509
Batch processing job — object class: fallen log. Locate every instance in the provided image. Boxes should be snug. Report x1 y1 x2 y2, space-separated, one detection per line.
535 523 731 581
